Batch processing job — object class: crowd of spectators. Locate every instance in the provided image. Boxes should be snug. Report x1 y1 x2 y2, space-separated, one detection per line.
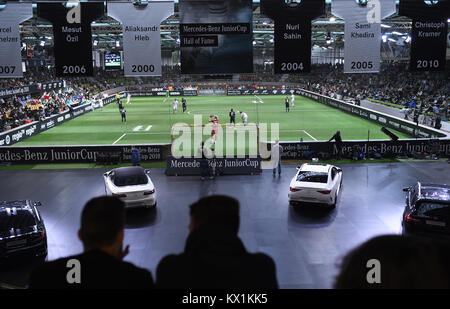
240 64 281 83
27 194 450 289
0 91 75 132
298 62 449 120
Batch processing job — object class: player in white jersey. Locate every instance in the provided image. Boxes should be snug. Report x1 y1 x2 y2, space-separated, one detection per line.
291 93 295 107
240 111 248 126
173 99 179 114
126 92 131 104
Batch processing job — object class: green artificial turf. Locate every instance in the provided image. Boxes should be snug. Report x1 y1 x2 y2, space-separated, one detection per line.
16 95 411 150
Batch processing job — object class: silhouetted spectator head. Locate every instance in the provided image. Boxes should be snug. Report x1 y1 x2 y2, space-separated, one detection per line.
189 195 240 235
78 196 126 252
334 235 450 289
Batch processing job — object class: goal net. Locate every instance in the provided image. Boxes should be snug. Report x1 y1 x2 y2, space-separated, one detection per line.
171 122 259 158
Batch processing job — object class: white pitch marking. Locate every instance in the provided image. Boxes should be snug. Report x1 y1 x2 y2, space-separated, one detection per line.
145 125 152 131
113 133 126 145
133 125 143 132
303 130 317 141
254 95 264 103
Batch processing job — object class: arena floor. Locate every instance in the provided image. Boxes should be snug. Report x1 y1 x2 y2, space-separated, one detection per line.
1 161 449 289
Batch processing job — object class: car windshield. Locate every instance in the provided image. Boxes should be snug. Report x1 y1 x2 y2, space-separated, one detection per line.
113 174 148 187
0 209 36 231
296 171 328 183
416 202 450 220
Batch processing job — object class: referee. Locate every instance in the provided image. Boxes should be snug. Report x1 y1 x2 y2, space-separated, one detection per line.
285 97 290 112
182 98 187 113
229 108 236 125
121 108 127 123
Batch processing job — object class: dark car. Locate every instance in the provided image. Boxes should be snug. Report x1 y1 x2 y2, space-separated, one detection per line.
402 182 450 238
0 200 47 260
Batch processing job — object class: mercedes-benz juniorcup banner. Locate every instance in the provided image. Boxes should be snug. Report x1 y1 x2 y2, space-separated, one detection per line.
260 0 325 74
179 0 253 74
165 156 261 176
0 2 32 78
0 145 166 164
37 2 104 77
332 0 396 73
108 2 173 77
399 0 449 72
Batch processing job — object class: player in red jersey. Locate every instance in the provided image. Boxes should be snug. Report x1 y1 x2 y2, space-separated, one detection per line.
209 114 219 144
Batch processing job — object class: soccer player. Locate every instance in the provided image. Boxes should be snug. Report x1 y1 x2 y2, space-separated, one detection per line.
173 98 179 114
291 93 295 108
121 108 127 123
285 97 290 112
126 92 131 104
209 114 219 144
229 108 236 126
182 98 187 113
118 99 123 112
240 111 248 126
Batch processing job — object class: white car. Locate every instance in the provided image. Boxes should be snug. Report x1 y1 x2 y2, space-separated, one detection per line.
103 166 157 208
288 163 342 208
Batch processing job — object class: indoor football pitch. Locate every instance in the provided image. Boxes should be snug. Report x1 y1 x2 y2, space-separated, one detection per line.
16 95 411 152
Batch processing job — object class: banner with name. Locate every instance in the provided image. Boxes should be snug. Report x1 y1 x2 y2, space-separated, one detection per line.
399 0 449 72
260 0 325 74
0 3 32 78
332 0 395 73
108 2 173 77
179 0 253 74
37 2 104 77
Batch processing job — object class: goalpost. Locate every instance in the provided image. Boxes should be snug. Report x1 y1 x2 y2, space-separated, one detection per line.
171 122 260 158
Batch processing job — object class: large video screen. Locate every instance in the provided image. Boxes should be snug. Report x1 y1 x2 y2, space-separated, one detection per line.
105 53 121 68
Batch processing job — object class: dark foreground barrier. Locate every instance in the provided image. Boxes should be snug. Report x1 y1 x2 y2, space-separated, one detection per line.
0 144 171 164
260 139 450 160
165 156 262 176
